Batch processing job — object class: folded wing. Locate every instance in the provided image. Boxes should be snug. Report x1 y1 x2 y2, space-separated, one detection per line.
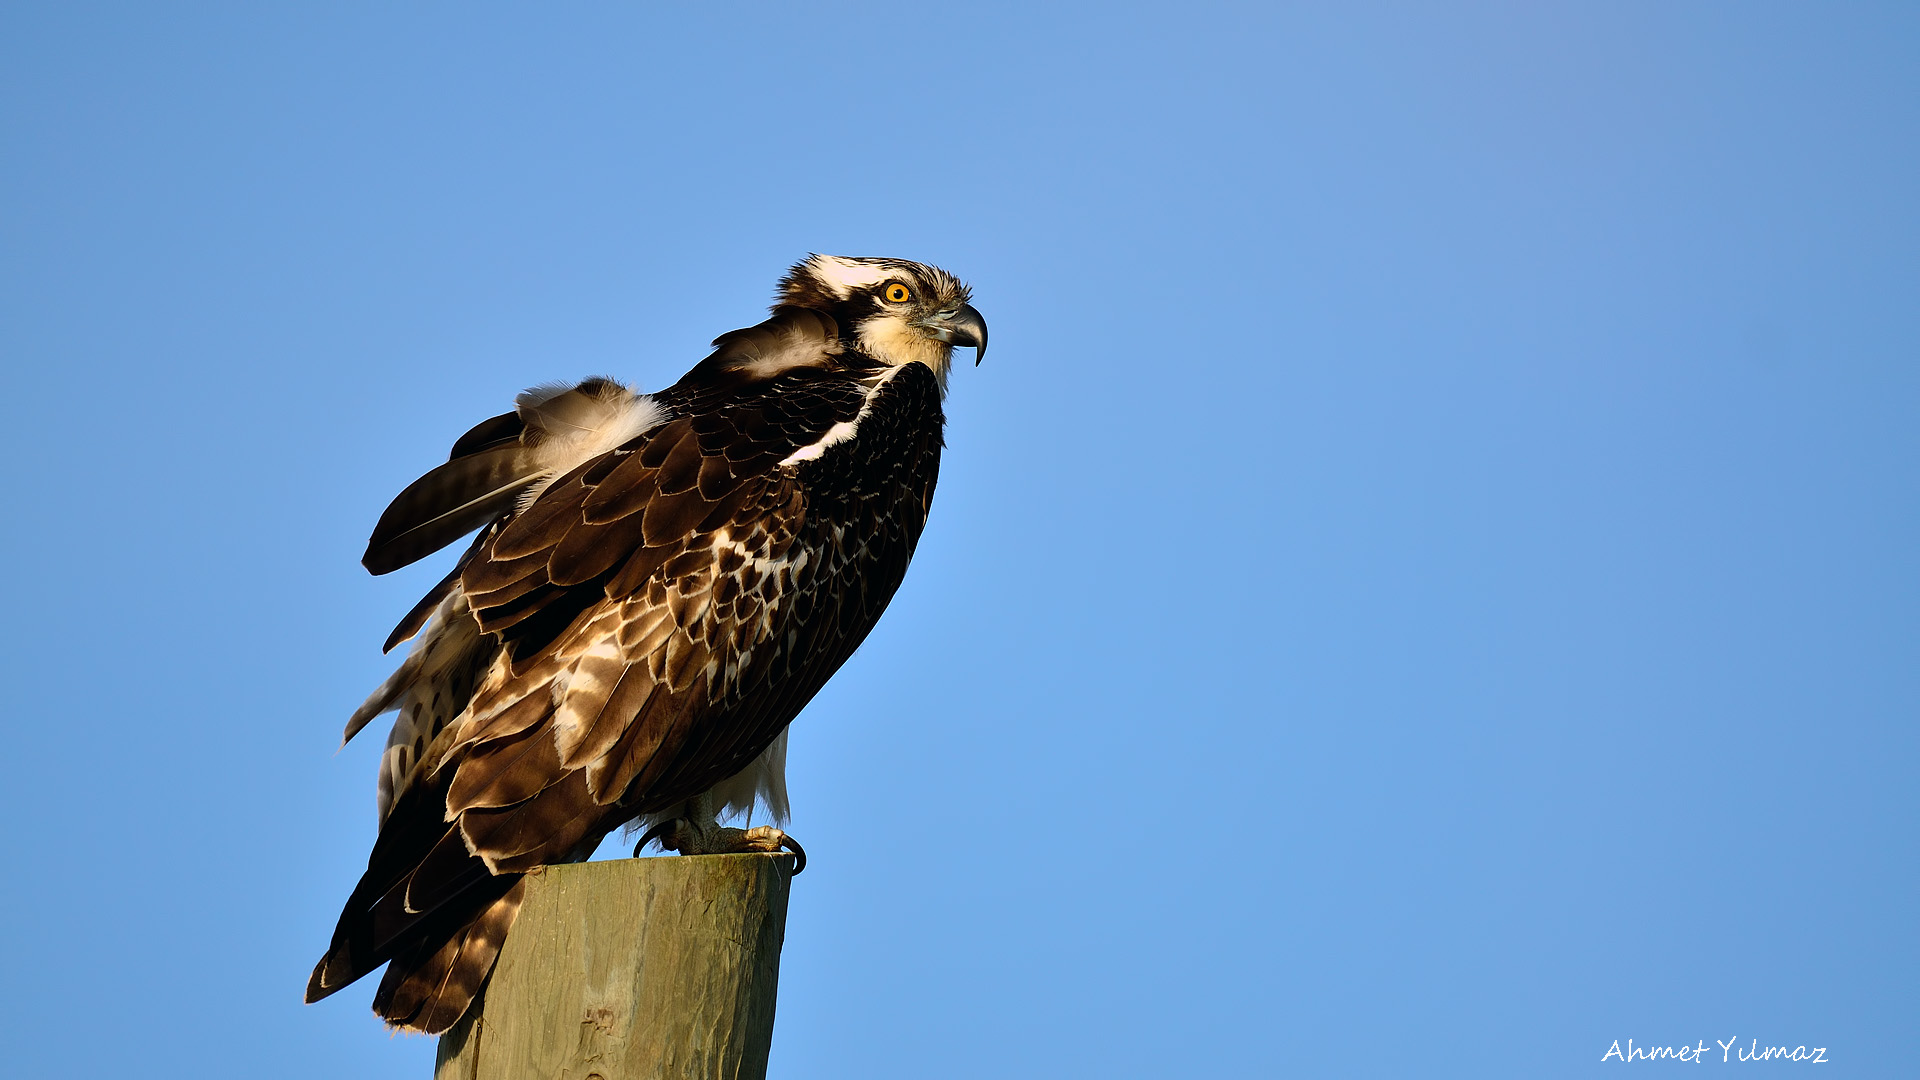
312 317 946 1035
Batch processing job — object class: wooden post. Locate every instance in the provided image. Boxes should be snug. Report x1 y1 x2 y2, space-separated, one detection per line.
434 853 795 1080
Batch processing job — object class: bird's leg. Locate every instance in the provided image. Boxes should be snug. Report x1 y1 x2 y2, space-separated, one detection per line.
634 791 806 873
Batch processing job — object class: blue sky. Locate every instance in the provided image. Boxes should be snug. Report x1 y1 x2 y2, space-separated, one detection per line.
2 4 1914 1076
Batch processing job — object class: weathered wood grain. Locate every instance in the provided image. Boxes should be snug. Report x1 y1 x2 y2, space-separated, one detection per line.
434 853 794 1080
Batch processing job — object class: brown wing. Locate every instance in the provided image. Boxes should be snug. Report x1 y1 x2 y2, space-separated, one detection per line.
309 358 945 1033
360 377 664 577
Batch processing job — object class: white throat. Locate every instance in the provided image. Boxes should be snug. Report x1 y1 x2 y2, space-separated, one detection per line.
856 314 953 391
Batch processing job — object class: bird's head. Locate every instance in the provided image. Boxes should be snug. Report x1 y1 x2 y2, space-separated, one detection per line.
776 255 987 383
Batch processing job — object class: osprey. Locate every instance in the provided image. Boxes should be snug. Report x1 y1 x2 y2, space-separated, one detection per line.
306 255 985 1034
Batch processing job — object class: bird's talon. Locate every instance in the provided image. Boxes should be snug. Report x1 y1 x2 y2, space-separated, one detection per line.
634 817 685 857
635 818 802 873
737 825 804 872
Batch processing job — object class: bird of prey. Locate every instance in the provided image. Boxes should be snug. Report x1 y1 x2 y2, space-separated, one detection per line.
306 255 986 1034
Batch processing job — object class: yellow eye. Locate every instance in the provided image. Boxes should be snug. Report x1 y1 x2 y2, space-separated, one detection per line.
883 282 911 303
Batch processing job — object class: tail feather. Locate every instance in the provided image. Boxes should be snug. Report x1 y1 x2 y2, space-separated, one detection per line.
372 878 528 1034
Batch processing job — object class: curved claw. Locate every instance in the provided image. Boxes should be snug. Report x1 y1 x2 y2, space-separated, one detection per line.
633 818 680 858
780 833 807 876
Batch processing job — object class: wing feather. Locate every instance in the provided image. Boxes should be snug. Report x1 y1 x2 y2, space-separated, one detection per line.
559 664 661 771
363 379 666 575
380 527 491 652
445 719 567 811
362 446 543 575
546 508 649 586
457 771 601 867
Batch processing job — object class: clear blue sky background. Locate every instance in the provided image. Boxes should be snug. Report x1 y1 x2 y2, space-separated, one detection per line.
2 4 1914 1077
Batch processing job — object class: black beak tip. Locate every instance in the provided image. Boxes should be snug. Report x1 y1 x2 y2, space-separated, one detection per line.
951 303 988 368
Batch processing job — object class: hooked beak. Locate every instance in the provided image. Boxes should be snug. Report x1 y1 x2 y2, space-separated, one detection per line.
924 303 989 365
